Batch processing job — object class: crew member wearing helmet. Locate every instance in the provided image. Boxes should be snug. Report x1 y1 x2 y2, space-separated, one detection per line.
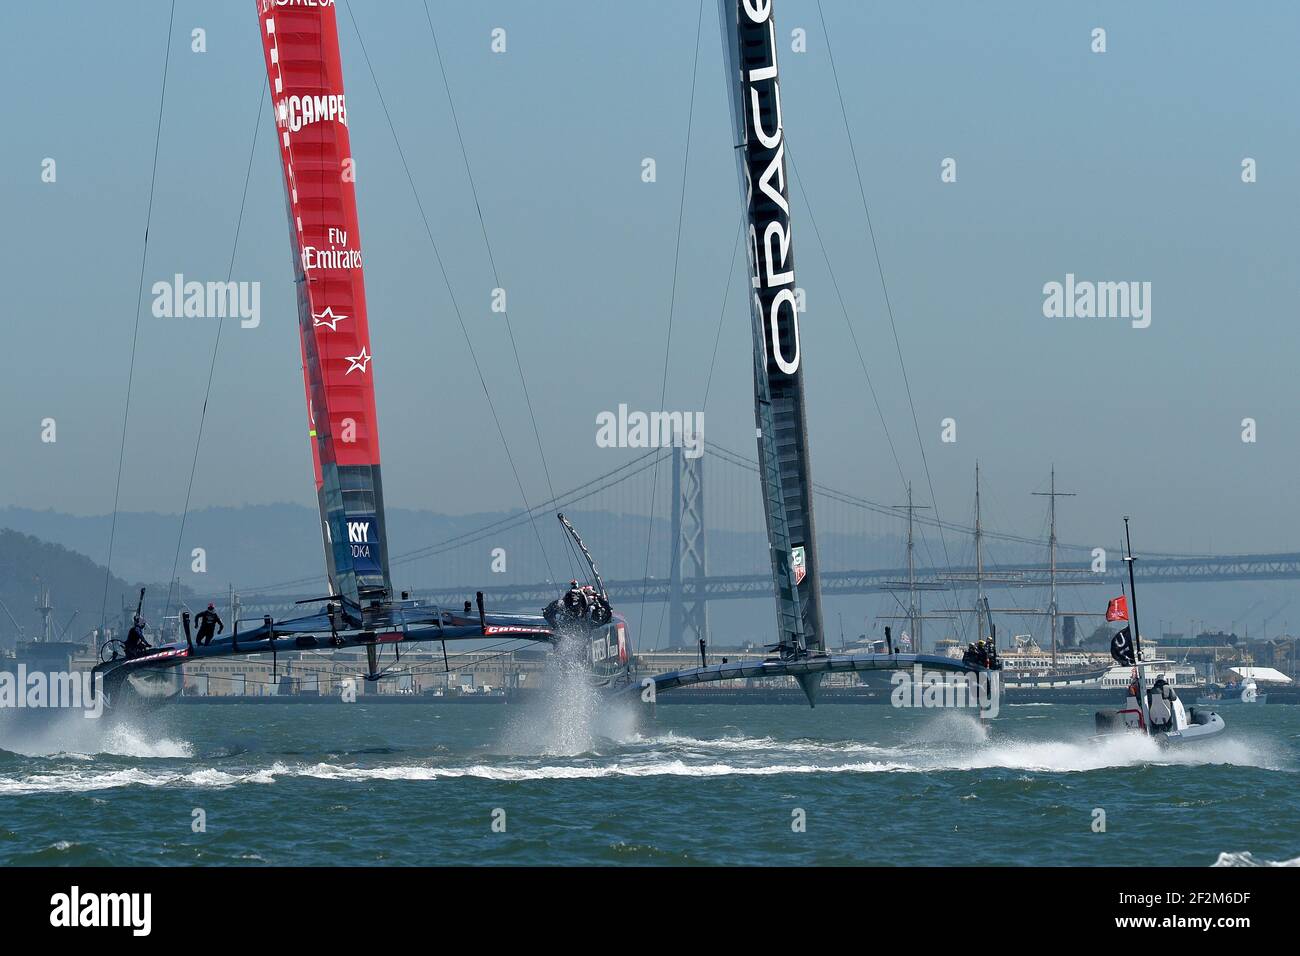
562 580 587 618
125 615 153 658
195 603 225 646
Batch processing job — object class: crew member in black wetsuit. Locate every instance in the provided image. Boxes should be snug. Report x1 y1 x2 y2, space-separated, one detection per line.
589 592 612 627
125 615 152 658
194 603 224 646
562 580 587 619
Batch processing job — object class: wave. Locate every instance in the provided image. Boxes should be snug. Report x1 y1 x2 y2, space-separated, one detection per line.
0 712 191 760
921 733 1281 774
0 757 921 793
636 731 896 757
1212 851 1300 867
287 758 915 782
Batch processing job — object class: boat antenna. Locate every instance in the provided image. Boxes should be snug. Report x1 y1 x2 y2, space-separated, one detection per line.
1123 516 1152 734
1123 518 1143 661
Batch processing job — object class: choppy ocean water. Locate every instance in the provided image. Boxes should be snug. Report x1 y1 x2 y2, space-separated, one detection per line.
1 696 1297 866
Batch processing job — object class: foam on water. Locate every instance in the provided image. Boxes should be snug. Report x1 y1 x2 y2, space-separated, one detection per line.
0 758 920 793
1212 851 1300 867
639 731 897 757
273 759 915 782
918 731 1281 774
0 730 1285 795
0 710 192 759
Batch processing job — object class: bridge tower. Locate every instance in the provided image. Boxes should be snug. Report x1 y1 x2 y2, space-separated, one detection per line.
668 441 709 649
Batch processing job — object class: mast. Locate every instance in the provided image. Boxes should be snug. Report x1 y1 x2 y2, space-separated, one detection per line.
717 0 824 657
256 0 392 615
1124 516 1152 734
885 484 933 653
907 484 917 651
1032 466 1074 667
879 487 950 651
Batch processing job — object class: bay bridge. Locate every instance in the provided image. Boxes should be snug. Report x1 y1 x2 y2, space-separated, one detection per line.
237 442 1300 646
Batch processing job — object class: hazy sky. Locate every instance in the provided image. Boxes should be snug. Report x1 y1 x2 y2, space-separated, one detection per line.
3 0 1298 557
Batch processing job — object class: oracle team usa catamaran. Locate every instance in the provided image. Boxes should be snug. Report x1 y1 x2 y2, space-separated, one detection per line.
94 0 985 710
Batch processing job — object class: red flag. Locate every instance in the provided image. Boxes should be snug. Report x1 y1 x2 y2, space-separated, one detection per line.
1105 596 1129 622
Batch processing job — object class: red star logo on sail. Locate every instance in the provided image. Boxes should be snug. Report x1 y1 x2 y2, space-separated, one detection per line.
312 307 348 331
344 346 372 375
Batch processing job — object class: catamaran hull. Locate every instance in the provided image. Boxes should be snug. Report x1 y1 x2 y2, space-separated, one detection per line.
93 659 184 711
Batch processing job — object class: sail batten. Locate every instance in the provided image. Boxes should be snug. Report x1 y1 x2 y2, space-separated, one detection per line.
257 0 391 612
719 0 824 653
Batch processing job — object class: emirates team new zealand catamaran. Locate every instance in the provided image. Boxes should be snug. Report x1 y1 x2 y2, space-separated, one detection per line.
93 0 984 710
93 0 629 707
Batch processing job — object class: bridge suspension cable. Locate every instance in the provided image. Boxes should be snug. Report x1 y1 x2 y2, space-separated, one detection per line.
241 447 671 593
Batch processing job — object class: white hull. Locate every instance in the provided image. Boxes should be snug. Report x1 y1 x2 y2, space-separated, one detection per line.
1156 710 1226 745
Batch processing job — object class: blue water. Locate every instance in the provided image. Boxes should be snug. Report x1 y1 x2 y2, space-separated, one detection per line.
1 698 1297 866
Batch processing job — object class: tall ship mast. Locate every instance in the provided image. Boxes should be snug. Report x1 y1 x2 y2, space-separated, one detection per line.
256 0 391 615
718 0 824 660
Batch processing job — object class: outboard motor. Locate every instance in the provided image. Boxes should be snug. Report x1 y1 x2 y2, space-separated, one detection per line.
1095 710 1124 734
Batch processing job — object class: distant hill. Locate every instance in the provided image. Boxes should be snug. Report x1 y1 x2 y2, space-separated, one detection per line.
0 504 915 599
0 529 168 648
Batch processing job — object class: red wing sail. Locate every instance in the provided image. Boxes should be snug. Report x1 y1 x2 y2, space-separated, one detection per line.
256 0 391 609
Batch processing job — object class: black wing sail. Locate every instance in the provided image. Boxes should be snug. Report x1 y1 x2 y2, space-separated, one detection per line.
718 0 824 654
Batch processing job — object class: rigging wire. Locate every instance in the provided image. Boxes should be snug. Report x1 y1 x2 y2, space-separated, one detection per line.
699 220 744 414
787 148 969 627
243 441 1117 598
815 0 962 634
786 150 958 628
99 0 177 637
659 214 746 653
342 0 557 585
785 151 908 500
240 447 670 593
638 0 705 648
421 0 574 582
163 80 267 621
705 442 1100 555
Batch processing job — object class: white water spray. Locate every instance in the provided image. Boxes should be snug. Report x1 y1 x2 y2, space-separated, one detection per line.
499 631 638 756
0 709 191 760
